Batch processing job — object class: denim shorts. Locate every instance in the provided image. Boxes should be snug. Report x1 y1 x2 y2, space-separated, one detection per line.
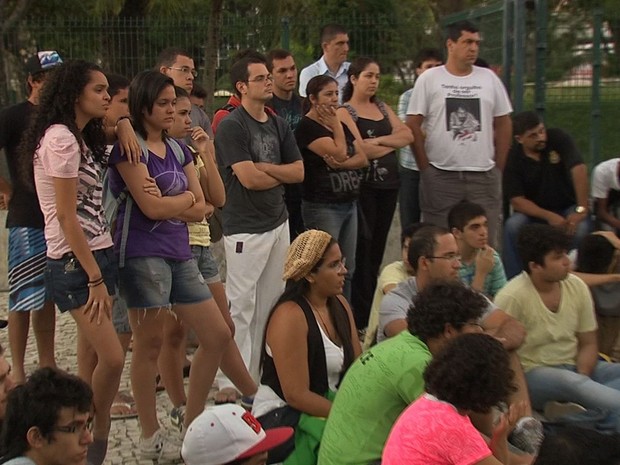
191 245 221 284
112 290 131 334
45 247 117 313
119 256 212 309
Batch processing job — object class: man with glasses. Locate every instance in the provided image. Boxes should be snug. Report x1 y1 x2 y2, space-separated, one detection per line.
0 367 93 465
214 57 303 390
157 47 214 140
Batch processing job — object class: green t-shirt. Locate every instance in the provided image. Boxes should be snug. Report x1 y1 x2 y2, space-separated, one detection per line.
317 331 431 465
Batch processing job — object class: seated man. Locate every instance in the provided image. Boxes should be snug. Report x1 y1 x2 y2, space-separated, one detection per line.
502 111 591 278
495 224 620 432
448 200 507 297
363 223 420 350
0 367 93 465
591 157 620 233
318 282 489 465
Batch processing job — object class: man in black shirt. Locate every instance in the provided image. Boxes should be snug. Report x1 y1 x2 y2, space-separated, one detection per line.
502 111 591 278
0 51 63 383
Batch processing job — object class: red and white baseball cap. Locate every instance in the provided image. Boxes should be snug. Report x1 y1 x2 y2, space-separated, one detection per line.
181 404 293 465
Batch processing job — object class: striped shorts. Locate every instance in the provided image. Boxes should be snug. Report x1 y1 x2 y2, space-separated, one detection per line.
8 227 48 312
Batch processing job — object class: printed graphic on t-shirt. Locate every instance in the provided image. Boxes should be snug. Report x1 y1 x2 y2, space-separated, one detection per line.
252 132 279 163
445 98 481 143
329 168 361 193
151 168 188 230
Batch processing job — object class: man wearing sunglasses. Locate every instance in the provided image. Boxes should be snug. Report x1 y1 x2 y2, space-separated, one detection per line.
0 367 93 465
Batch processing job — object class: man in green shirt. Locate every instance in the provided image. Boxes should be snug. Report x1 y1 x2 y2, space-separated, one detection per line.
318 281 487 465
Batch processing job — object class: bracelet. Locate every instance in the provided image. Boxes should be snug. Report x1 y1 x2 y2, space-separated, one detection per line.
87 277 105 288
186 190 197 206
88 276 103 284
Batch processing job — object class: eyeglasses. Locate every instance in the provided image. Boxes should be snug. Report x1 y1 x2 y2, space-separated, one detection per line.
247 74 274 83
326 257 347 272
53 418 93 436
427 254 461 263
168 66 198 78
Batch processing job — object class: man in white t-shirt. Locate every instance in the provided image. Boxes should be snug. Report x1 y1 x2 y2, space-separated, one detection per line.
298 24 350 102
592 158 620 232
406 20 513 247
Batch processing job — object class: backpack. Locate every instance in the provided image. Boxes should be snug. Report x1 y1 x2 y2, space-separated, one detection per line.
103 134 186 268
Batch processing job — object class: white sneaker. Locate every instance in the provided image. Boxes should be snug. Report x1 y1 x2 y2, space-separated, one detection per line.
139 428 181 463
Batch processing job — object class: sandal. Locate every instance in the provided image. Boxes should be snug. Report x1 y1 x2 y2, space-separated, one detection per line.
110 402 138 420
214 387 240 405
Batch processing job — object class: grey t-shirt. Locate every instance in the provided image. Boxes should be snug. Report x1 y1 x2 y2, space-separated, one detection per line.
215 106 302 235
378 277 497 343
187 103 214 140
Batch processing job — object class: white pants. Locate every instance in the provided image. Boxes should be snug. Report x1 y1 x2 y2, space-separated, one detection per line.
218 221 289 388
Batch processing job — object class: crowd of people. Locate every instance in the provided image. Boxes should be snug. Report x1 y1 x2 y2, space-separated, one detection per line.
0 17 620 465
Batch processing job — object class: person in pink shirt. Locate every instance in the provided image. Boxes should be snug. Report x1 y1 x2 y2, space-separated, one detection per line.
383 333 534 465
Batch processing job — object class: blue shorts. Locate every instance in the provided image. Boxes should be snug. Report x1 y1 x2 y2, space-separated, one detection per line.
191 245 221 284
112 290 131 334
8 227 48 312
119 256 212 309
45 247 117 313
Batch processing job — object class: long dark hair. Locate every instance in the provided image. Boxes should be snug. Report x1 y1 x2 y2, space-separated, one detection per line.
302 75 338 114
260 239 355 383
341 56 379 104
128 70 175 140
18 60 107 190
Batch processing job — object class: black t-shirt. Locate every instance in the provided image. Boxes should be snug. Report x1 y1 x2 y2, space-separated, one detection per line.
214 106 302 235
268 94 303 132
295 116 361 204
0 101 44 229
503 127 584 211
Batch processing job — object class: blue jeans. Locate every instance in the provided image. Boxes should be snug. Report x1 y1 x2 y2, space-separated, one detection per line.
398 167 421 231
502 206 592 279
526 362 620 432
302 200 357 301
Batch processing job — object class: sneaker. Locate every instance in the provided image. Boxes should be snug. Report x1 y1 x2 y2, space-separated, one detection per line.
508 416 544 455
139 428 181 463
543 401 587 422
169 405 186 433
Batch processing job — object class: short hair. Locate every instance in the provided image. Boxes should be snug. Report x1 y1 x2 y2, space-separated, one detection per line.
513 110 542 136
414 48 443 68
229 56 265 97
407 225 450 273
401 222 432 248
534 425 620 465
517 224 571 273
105 73 130 99
341 56 378 103
156 47 192 68
445 20 479 42
407 281 487 342
266 49 293 72
129 70 175 139
0 367 93 461
576 234 616 274
320 24 348 44
424 333 516 413
447 200 487 232
190 82 207 99
174 85 190 100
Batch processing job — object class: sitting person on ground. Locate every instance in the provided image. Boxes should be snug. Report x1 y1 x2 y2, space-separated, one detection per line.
591 157 620 233
533 424 620 465
252 229 361 464
363 223 424 350
448 200 507 297
574 232 620 360
502 111 591 279
495 223 620 432
0 367 93 465
181 404 293 465
319 281 489 465
382 333 533 465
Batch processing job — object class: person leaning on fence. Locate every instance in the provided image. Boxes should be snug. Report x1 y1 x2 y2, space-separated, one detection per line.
106 70 231 461
20 60 125 465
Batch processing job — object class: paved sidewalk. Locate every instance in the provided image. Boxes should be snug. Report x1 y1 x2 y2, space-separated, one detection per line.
0 292 214 465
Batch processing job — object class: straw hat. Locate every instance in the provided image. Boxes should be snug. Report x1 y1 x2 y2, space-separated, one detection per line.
283 229 332 281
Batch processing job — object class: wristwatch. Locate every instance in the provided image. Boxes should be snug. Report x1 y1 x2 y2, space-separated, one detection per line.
575 206 587 214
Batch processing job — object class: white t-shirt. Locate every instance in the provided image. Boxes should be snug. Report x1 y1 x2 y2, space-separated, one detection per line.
591 158 620 199
407 65 513 171
34 125 112 259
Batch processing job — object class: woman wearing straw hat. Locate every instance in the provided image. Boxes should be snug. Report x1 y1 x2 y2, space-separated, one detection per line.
252 229 361 464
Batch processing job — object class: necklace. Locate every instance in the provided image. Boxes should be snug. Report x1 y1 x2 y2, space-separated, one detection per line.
306 298 335 342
